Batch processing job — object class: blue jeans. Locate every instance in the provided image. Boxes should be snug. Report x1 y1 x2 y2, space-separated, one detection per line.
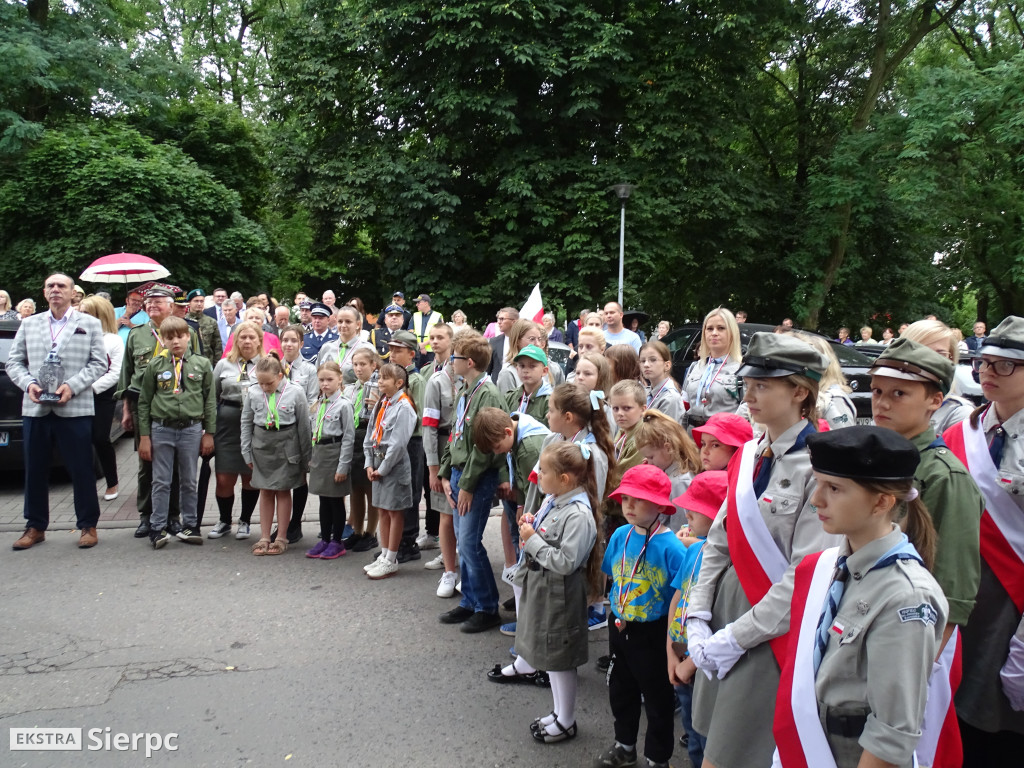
150 422 201 532
450 466 500 614
23 414 99 531
675 681 706 768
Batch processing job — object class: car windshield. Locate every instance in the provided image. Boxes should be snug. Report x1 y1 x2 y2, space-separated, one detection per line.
0 336 12 364
828 343 873 366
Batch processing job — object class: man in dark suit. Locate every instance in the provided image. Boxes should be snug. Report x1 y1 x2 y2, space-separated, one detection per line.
202 286 228 321
486 307 519 379
965 321 987 353
6 273 108 550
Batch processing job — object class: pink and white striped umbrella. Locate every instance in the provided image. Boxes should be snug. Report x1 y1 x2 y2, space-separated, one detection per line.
80 253 170 284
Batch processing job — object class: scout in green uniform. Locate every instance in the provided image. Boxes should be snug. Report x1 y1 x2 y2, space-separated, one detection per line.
505 344 553 425
185 289 223 361
116 286 200 538
137 317 216 549
870 339 984 633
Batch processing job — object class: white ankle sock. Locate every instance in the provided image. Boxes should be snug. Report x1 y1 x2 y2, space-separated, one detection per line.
385 550 398 564
502 656 537 676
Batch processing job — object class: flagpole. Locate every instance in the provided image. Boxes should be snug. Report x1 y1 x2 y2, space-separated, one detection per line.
610 184 635 308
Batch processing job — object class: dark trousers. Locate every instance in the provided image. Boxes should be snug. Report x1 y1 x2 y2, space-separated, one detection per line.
608 616 675 764
402 435 424 543
23 414 100 531
196 455 212 526
91 387 118 487
319 496 347 541
129 400 179 523
960 718 1024 768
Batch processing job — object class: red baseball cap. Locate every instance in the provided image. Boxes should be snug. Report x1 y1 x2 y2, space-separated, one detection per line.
609 464 676 515
692 413 753 449
672 471 728 520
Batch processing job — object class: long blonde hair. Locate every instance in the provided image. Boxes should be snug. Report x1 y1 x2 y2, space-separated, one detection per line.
797 332 850 393
697 307 742 361
226 321 265 362
79 295 117 334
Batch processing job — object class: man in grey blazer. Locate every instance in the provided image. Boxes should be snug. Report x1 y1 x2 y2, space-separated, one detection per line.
6 273 108 550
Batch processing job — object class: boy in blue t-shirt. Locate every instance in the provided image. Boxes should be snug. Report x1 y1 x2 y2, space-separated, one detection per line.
665 470 728 768
596 465 687 768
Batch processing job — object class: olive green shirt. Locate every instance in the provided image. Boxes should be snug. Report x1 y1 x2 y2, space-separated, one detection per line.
406 364 425 438
911 427 983 626
439 372 508 492
137 350 216 436
116 321 201 399
186 310 222 361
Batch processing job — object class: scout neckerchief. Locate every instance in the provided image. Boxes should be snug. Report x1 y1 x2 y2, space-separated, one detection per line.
697 356 728 405
264 379 287 429
237 359 253 382
372 390 413 446
150 322 164 354
646 377 672 407
172 355 184 394
351 380 366 429
451 373 488 443
614 522 662 629
312 390 342 444
336 335 358 367
283 358 294 379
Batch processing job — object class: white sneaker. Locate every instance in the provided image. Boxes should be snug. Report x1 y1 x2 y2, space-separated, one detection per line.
208 521 230 539
437 571 458 598
363 553 386 573
234 522 251 540
424 553 445 570
367 559 399 580
501 563 518 587
455 580 462 594
416 533 439 550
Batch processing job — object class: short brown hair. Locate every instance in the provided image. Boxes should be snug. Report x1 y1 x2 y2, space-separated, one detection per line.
454 333 491 371
472 407 513 453
609 379 646 407
159 316 190 339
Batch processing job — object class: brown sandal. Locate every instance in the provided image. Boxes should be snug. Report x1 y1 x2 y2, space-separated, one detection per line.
266 538 288 556
252 538 270 556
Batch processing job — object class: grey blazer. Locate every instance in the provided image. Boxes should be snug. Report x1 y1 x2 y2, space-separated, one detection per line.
6 310 107 418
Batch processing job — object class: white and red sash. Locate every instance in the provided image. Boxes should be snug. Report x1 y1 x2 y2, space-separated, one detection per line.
773 547 841 768
943 419 1024 613
726 439 791 663
916 628 962 768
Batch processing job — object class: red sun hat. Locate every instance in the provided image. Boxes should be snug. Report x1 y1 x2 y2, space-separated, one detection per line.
609 464 676 515
692 412 753 449
673 471 728 520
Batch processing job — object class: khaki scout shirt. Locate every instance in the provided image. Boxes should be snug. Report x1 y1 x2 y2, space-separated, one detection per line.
137 351 216 437
815 527 947 766
690 419 842 648
910 427 983 625
116 321 200 398
186 310 222 361
682 356 743 428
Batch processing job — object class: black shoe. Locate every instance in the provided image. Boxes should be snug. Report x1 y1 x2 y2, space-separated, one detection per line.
439 606 475 624
166 519 183 535
343 531 362 549
460 611 503 634
352 534 377 552
150 530 171 550
397 541 421 563
287 526 303 544
134 519 151 538
596 654 611 672
176 527 203 545
502 596 516 611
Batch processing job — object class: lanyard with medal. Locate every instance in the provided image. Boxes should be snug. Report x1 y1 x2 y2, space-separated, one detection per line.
264 381 286 429
312 393 340 444
647 377 671 407
697 358 727 406
614 522 662 630
452 376 486 442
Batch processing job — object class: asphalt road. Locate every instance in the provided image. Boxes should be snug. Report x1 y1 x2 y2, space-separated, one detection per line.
0 474 686 767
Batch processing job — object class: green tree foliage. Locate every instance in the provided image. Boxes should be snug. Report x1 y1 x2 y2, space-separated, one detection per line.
0 123 272 299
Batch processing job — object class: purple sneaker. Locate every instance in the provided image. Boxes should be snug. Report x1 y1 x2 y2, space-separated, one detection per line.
320 541 347 560
305 540 329 559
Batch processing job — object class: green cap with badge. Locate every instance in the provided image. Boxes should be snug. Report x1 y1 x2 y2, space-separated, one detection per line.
737 332 827 381
870 337 954 394
514 344 548 366
387 329 418 351
980 315 1024 361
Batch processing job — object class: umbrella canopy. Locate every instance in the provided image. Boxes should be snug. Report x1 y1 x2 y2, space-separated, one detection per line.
80 253 170 284
623 309 650 328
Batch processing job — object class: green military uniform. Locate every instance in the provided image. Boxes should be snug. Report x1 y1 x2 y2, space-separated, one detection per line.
508 414 549 505
137 349 216 436
116 318 201 524
406 362 425 438
439 371 509 491
506 384 551 426
186 310 222 361
870 338 984 627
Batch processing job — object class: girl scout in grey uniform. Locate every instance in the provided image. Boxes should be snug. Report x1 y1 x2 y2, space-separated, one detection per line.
774 427 947 768
362 363 417 580
686 333 837 768
682 308 744 433
279 323 318 543
241 355 312 555
211 321 263 539
305 361 355 559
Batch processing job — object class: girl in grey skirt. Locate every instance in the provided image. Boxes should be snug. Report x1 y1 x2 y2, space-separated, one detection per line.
305 361 354 560
241 354 311 556
362 363 416 580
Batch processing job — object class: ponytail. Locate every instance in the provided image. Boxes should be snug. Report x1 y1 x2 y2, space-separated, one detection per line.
550 383 617 472
862 479 937 572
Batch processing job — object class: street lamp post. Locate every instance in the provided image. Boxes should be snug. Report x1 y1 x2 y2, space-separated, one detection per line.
610 184 635 308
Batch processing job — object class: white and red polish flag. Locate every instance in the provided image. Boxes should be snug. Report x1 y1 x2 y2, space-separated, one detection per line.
520 284 544 324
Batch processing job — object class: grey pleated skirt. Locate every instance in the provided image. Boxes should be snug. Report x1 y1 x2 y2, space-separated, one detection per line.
250 424 304 491
214 403 251 475
308 441 352 497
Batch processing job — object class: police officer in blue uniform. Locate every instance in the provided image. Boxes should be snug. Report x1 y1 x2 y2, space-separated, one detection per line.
301 302 338 362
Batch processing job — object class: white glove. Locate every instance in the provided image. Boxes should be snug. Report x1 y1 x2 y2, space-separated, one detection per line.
685 617 716 679
1000 635 1024 711
702 624 746 680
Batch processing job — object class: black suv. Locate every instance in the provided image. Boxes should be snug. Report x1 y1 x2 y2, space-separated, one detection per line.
660 322 875 422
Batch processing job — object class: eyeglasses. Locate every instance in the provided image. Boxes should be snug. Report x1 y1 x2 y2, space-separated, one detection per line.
451 355 469 361
522 335 543 345
973 358 1024 377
